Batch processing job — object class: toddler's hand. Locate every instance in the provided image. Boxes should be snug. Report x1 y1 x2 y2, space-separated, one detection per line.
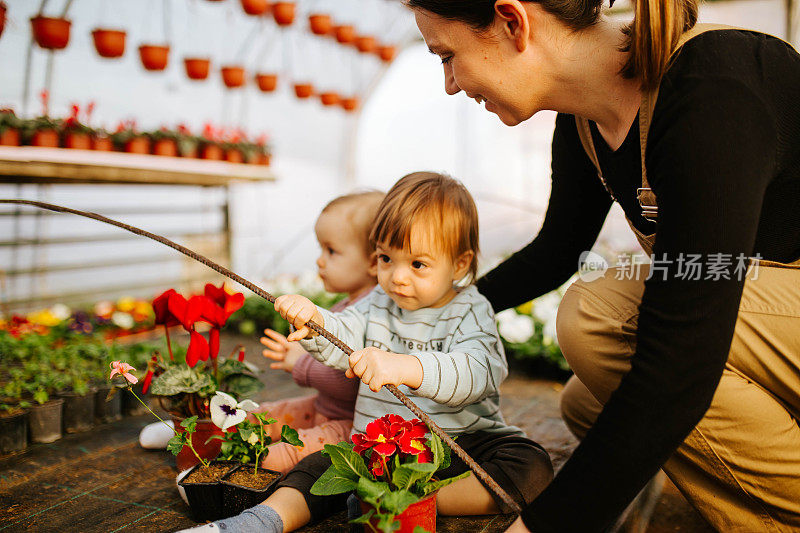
260 328 306 373
346 347 423 392
274 294 324 341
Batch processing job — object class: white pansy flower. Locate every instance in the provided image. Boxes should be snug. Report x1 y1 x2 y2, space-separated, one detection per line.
496 309 535 343
210 391 259 431
111 311 135 330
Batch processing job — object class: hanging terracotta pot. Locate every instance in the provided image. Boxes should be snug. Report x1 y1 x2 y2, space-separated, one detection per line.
334 25 355 45
92 28 126 58
184 57 211 80
63 131 92 150
272 2 295 26
31 129 59 147
293 82 313 99
308 13 332 36
30 16 71 50
377 45 396 63
355 35 376 54
125 136 150 154
92 135 113 151
153 138 178 157
0 3 7 40
340 96 359 112
139 44 170 71
221 66 246 88
225 148 244 164
0 128 20 146
251 152 270 166
255 73 278 92
319 92 340 107
201 143 224 160
241 0 269 16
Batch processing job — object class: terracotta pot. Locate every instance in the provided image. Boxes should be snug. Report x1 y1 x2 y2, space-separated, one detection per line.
334 24 355 45
319 91 339 106
63 131 92 150
184 57 211 80
92 28 126 58
241 0 269 15
29 399 63 443
125 136 150 154
377 45 396 63
225 148 244 163
92 135 113 151
0 410 28 454
31 129 59 147
0 3 7 40
293 82 313 99
272 2 295 26
355 35 376 54
250 152 270 165
153 138 178 157
201 144 224 161
255 73 277 92
31 16 71 50
139 44 170 71
0 127 20 146
308 13 332 36
173 417 225 471
340 96 359 112
221 66 246 88
359 491 437 533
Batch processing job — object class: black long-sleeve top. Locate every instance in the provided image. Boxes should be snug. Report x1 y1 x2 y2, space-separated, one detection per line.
477 30 800 532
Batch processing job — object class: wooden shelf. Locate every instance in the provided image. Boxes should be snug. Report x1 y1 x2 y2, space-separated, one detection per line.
0 146 276 186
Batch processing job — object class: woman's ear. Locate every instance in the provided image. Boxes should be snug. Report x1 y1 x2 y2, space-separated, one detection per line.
368 252 378 278
494 0 530 52
453 251 475 281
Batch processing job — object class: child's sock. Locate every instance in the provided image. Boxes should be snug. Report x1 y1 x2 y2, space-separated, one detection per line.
175 505 283 533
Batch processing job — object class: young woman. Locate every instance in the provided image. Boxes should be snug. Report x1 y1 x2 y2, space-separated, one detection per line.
408 0 800 531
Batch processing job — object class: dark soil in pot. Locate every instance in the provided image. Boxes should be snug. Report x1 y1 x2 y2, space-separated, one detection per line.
179 461 239 522
221 464 282 516
0 409 29 454
94 386 122 423
60 389 96 433
29 398 63 443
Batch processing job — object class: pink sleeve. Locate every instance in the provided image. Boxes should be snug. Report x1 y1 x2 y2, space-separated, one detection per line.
292 354 358 402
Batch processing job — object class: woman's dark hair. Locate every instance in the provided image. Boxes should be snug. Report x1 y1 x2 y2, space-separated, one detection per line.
406 0 698 90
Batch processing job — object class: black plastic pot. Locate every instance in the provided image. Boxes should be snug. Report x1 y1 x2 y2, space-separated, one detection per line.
60 389 97 433
0 409 29 454
121 382 150 416
94 385 122 423
221 464 283 516
178 460 240 522
29 398 64 443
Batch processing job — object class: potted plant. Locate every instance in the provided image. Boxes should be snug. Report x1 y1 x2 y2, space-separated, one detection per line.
58 365 97 433
175 124 199 158
0 369 31 454
311 414 469 533
23 115 61 147
31 14 71 50
139 44 170 71
91 130 114 151
319 91 340 107
377 45 396 63
92 28 126 58
112 120 150 154
184 57 211 80
354 35 377 54
199 124 223 160
61 104 93 150
254 72 278 93
308 13 332 36
221 65 246 89
148 127 180 157
240 0 269 16
334 24 356 45
27 367 66 443
271 2 295 26
0 108 22 146
293 82 314 99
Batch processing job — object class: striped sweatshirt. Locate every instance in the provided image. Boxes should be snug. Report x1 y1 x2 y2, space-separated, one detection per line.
299 285 522 437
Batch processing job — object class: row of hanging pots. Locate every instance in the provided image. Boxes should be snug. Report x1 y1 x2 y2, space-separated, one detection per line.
0 2 7 40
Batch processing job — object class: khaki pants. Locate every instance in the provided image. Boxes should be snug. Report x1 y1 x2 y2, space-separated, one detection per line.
558 262 800 532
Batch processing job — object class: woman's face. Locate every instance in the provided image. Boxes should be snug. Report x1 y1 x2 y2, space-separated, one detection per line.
414 7 541 126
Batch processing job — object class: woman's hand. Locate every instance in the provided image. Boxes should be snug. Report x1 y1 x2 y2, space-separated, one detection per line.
274 294 324 341
346 347 423 392
503 516 531 533
260 328 306 373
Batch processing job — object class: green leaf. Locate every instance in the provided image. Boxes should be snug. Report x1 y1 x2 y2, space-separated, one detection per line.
167 434 185 456
379 489 419 515
238 427 253 443
324 443 370 481
310 465 359 496
280 425 304 447
349 508 375 526
220 373 264 398
391 463 436 491
413 527 431 533
421 471 470 496
356 477 391 508
181 415 198 433
150 366 215 396
428 432 445 470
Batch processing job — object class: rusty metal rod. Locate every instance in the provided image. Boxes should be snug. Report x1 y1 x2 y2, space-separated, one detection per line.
0 199 522 515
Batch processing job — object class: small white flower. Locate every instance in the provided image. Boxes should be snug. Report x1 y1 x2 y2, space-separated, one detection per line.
210 391 259 431
532 292 561 324
247 432 259 445
111 311 135 330
50 303 71 321
496 310 535 343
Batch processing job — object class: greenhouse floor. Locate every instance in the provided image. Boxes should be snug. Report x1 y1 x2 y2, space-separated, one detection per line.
0 334 712 533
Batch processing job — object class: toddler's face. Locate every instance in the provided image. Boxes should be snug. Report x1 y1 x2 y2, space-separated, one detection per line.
314 208 376 297
376 225 471 311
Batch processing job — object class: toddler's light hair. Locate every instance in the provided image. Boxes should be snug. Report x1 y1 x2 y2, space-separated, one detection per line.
321 190 384 257
370 172 479 282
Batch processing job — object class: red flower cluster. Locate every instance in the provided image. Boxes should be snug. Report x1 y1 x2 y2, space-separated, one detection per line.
352 414 433 476
0 316 49 338
151 283 244 368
